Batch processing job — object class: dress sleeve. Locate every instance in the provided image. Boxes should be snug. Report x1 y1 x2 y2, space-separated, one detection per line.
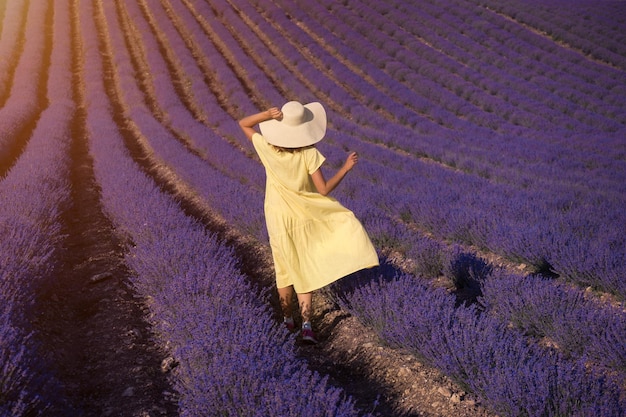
305 147 326 175
252 132 271 164
251 132 265 155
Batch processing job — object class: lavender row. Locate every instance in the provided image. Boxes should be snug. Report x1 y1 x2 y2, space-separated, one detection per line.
175 0 316 135
0 104 73 416
117 0 267 191
144 0 253 120
271 0 500 136
444 1 622 127
83 1 367 414
443 0 626 85
335 273 624 416
244 0 626 202
161 0 310 188
237 0 459 132
398 0 625 94
0 0 28 102
109 0 281 198
337 0 626 167
439 0 626 120
0 0 75 412
472 0 626 69
375 0 625 112
478 270 626 380
220 0 418 135
282 3 624 183
154 0 292 121
0 0 49 168
99 0 267 238
308 0 606 137
284 0 624 137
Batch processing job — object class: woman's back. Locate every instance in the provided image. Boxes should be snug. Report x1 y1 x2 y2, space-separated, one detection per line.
252 133 323 194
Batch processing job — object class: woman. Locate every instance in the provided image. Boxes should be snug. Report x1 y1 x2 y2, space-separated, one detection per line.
239 101 378 343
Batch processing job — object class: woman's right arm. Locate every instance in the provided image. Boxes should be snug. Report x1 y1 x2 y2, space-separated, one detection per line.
238 108 282 141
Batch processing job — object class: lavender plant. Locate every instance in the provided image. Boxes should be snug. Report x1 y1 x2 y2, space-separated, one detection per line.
0 0 75 410
479 271 626 378
339 274 624 416
0 0 49 170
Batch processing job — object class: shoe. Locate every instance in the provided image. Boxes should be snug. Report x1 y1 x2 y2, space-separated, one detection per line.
284 317 295 332
301 328 318 344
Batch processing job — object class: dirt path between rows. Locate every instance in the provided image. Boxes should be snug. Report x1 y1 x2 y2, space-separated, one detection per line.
31 106 178 416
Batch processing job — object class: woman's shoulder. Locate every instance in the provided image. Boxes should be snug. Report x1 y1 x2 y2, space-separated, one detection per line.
251 131 263 143
252 132 271 151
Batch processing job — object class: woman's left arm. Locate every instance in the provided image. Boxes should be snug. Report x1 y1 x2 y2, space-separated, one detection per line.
311 152 358 196
238 108 282 141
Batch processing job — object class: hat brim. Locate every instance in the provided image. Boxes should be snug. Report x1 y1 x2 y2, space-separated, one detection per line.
259 102 326 148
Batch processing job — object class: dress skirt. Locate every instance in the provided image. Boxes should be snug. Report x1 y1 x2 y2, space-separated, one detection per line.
265 184 379 293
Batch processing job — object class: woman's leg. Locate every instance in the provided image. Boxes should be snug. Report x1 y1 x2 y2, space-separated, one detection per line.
296 292 312 324
278 286 312 323
296 292 317 343
277 285 295 318
278 287 316 341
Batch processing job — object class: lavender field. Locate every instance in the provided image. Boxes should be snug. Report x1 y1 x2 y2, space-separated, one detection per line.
1 0 625 415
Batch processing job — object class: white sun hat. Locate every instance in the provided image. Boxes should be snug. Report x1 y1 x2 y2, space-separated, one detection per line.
259 101 327 148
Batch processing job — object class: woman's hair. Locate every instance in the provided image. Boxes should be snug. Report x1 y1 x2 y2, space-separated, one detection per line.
272 144 315 153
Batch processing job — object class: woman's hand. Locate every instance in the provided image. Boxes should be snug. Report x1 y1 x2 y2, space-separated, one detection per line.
343 152 359 172
312 151 359 196
239 107 282 141
267 107 282 121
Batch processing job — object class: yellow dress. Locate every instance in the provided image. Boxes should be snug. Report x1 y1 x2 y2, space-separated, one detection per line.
252 133 379 293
